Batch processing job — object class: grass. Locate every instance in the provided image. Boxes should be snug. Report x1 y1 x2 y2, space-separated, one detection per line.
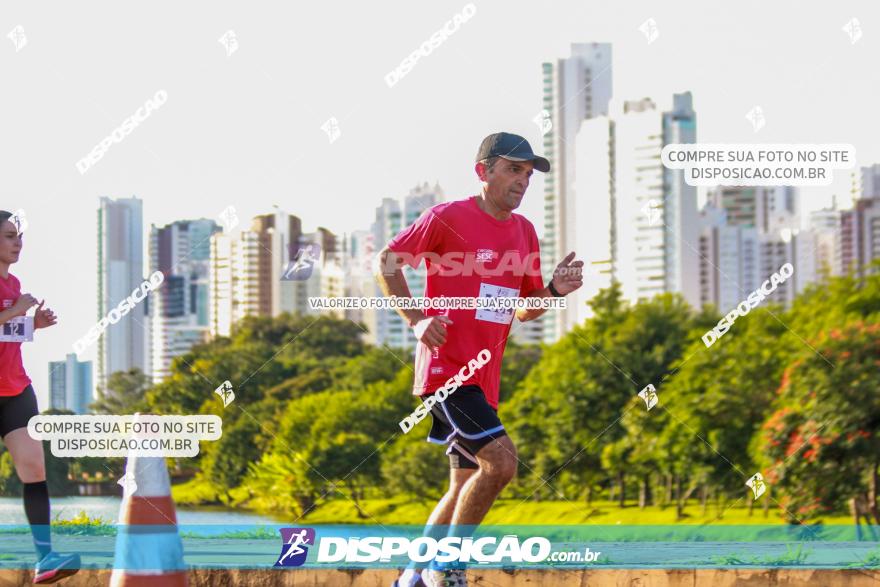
713 544 812 566
180 526 278 540
53 510 116 535
172 477 223 506
255 496 854 526
170 478 856 526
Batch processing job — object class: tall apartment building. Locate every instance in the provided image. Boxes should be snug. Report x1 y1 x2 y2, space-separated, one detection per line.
809 197 843 279
211 210 300 336
370 182 442 351
209 229 259 336
539 42 613 343
341 229 377 333
48 354 93 414
590 93 701 311
841 198 880 277
840 164 880 277
758 233 800 305
97 196 148 392
861 163 880 199
701 185 806 309
706 186 799 235
698 203 762 311
283 227 344 319
209 210 341 336
149 219 220 381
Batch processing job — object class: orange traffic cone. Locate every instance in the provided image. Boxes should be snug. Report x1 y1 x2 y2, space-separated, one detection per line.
110 453 187 586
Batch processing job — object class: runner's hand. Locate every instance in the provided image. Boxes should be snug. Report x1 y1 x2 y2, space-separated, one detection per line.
413 315 453 349
34 300 58 329
551 252 584 296
11 294 38 317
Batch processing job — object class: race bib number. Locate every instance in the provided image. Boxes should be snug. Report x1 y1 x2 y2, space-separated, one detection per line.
475 283 518 325
0 316 34 342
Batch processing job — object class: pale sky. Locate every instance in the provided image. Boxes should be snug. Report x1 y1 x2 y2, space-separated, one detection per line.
1 1 877 407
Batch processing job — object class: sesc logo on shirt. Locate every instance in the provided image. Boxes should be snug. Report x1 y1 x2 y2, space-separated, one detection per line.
475 248 497 262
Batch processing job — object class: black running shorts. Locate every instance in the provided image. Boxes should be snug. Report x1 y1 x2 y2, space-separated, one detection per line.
424 384 507 470
0 384 38 439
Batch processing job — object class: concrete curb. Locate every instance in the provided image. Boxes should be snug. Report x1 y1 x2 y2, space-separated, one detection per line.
2 569 880 587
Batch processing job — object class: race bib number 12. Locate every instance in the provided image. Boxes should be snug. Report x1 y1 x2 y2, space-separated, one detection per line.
0 316 34 342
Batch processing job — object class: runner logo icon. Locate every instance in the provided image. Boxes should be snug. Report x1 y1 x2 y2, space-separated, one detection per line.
282 243 322 281
275 527 315 567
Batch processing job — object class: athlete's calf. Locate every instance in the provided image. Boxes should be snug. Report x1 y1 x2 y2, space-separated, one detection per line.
450 436 517 526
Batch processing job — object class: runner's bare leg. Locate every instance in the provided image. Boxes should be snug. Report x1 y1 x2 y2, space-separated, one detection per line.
427 467 476 530
399 467 476 581
449 436 517 527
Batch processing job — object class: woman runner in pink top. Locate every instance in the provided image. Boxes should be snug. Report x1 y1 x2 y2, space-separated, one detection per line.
0 210 81 583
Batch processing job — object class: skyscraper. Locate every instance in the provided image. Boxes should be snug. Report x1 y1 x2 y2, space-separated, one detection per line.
698 203 762 311
49 354 93 414
758 233 799 305
210 210 301 336
861 163 880 199
840 164 880 277
809 197 843 278
97 196 147 392
209 209 341 337
706 186 799 235
602 93 700 310
371 183 442 351
150 219 221 381
571 114 615 327
210 228 261 336
283 226 342 318
539 42 613 342
701 185 806 309
342 229 377 332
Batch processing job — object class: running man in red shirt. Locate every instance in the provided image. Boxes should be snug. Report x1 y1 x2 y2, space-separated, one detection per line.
376 133 584 587
0 211 81 583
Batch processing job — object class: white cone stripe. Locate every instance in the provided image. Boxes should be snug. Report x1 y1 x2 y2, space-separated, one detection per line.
128 455 172 497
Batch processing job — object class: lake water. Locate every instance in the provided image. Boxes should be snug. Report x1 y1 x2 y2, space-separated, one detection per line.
0 496 285 525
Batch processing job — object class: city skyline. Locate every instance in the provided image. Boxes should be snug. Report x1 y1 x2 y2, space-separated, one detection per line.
4 1 878 406
30 164 880 413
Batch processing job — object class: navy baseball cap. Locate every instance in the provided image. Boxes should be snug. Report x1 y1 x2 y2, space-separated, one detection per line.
475 132 550 173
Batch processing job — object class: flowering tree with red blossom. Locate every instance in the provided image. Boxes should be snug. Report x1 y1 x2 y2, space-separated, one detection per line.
754 321 880 524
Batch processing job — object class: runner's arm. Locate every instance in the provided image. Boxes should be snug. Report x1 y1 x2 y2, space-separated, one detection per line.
373 247 426 327
515 283 553 322
517 251 583 321
374 247 452 349
0 308 20 326
0 294 37 326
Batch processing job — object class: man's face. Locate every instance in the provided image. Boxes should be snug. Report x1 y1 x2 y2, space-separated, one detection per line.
478 157 534 212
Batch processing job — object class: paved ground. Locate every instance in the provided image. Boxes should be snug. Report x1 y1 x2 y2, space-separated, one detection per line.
1 569 880 586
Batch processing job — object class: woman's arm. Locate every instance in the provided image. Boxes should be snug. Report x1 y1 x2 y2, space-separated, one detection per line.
0 294 37 327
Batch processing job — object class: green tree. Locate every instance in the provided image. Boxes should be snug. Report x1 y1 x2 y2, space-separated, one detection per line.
90 368 150 414
498 340 542 401
312 432 382 518
755 321 880 523
382 431 448 501
504 284 695 505
146 313 369 414
657 303 797 518
242 369 412 517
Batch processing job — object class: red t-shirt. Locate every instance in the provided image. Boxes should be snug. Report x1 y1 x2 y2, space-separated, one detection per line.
387 195 544 409
0 273 32 396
